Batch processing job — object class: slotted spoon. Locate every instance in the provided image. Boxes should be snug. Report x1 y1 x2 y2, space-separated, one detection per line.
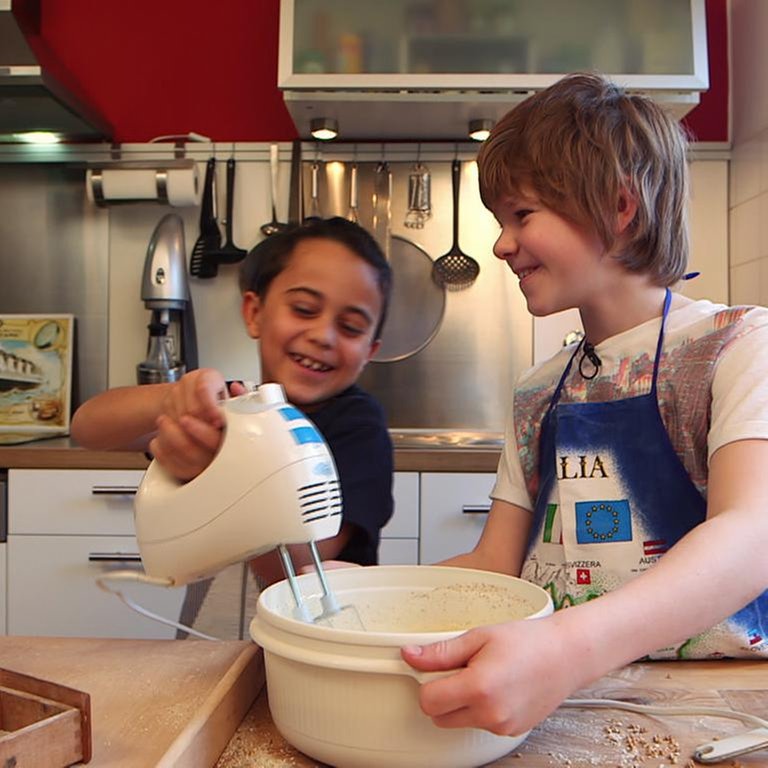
432 159 480 290
189 158 221 278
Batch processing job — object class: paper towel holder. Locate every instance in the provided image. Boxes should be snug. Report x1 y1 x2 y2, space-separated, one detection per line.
86 160 199 207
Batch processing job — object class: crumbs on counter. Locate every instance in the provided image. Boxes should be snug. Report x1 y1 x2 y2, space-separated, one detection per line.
603 718 682 766
542 716 687 768
215 696 318 768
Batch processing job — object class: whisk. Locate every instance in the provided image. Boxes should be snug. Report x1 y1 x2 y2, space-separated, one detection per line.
404 162 432 229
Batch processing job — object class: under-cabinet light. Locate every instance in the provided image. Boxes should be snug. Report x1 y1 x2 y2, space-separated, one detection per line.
468 119 494 142
9 131 62 144
310 118 339 141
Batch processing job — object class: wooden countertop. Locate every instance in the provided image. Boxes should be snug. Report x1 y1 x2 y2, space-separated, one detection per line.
0 636 264 767
4 635 768 766
220 658 768 767
0 438 501 473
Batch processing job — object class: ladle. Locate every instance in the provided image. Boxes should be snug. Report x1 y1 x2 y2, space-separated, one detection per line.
432 159 480 290
261 144 290 237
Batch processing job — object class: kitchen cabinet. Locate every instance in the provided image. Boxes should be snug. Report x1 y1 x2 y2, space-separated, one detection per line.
282 0 706 87
6 469 184 639
2 466 424 637
12 0 726 144
279 0 708 138
379 471 420 565
419 472 495 564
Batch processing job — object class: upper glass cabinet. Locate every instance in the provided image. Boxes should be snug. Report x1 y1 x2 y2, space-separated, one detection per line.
279 0 708 92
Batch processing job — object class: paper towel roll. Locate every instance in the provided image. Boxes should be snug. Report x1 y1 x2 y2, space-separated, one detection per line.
86 165 200 207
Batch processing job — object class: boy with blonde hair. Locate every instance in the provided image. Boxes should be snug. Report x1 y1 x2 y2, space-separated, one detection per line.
403 73 768 736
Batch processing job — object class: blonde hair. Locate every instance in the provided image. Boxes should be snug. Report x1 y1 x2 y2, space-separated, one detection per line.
477 73 690 286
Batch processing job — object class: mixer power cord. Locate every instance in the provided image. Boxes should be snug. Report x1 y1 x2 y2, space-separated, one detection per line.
95 571 220 641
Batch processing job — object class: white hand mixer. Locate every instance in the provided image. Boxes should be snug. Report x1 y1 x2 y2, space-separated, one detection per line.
102 383 357 631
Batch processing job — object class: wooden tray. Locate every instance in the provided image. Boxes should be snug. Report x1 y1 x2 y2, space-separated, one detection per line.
0 667 91 767
0 636 263 767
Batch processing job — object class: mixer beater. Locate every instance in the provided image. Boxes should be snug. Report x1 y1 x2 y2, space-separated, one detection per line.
277 542 366 630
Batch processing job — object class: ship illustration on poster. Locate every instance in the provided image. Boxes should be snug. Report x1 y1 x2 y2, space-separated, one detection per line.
0 349 45 391
0 315 74 444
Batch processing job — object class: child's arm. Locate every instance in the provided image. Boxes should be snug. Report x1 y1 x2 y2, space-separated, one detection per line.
437 498 532 574
403 438 768 736
71 368 242 479
71 382 176 451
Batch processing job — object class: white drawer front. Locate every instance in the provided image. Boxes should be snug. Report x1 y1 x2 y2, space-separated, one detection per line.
7 534 184 639
379 538 419 565
420 473 495 564
9 469 145 535
381 472 419 538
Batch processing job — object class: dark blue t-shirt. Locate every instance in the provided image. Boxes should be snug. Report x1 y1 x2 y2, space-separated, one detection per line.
305 384 394 565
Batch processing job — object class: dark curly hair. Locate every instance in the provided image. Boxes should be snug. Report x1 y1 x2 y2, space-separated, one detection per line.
239 217 392 340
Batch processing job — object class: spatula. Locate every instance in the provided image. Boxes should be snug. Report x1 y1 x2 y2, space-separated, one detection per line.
189 158 221 278
287 139 303 226
261 144 289 237
206 158 247 266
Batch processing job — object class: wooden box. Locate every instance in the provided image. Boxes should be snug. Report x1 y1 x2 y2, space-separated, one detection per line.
0 668 91 767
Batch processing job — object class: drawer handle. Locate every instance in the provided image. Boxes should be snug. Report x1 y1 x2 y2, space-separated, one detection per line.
91 485 138 496
462 505 490 515
88 552 142 563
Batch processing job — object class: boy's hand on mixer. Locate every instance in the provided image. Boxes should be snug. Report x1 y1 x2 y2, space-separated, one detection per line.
158 368 229 426
148 368 236 481
149 413 222 481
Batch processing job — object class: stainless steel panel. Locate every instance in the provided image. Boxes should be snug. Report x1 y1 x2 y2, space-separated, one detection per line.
310 159 532 432
0 164 109 407
0 151 533 437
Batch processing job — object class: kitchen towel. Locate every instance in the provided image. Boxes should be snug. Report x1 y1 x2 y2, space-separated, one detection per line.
86 164 200 207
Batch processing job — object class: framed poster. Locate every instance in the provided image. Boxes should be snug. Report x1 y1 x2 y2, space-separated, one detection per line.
0 314 74 444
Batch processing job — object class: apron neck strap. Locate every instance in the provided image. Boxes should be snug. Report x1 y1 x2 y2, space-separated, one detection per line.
546 287 672 415
650 287 672 395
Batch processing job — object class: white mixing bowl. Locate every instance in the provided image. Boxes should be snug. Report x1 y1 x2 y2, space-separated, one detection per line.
250 565 553 768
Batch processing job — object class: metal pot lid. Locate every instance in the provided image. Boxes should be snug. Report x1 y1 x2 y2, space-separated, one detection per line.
373 235 446 363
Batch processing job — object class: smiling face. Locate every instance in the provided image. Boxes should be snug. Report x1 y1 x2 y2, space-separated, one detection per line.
491 190 610 318
241 237 383 409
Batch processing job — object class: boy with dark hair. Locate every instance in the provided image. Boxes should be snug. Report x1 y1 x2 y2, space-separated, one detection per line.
73 217 394 633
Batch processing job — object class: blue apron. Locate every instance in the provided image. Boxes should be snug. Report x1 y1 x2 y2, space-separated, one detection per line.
520 289 768 658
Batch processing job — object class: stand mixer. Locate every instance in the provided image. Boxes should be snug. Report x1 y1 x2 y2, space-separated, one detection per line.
133 384 347 624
